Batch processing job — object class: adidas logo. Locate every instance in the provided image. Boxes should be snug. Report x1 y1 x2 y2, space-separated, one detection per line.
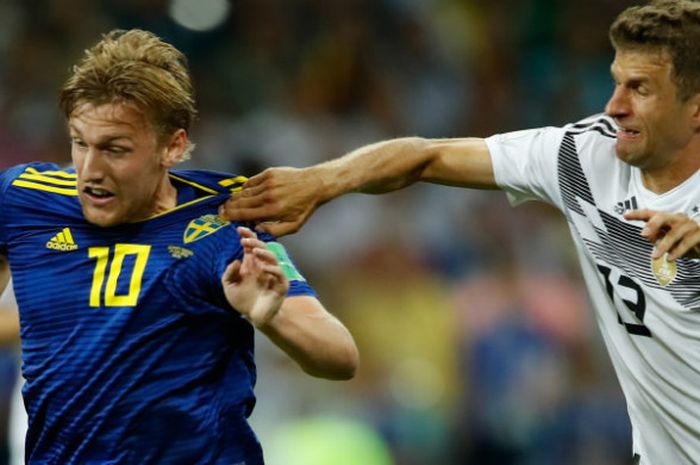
46 228 79 251
613 196 638 215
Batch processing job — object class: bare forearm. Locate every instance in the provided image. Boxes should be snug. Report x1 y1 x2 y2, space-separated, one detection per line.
309 136 495 203
259 297 358 380
310 137 432 201
0 311 19 346
221 136 495 236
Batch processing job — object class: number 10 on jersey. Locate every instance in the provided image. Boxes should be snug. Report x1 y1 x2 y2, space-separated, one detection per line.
88 244 151 307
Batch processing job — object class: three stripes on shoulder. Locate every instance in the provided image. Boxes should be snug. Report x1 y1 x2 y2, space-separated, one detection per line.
12 167 77 196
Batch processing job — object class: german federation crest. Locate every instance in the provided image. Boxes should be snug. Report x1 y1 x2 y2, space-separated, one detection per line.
184 214 230 244
652 253 676 287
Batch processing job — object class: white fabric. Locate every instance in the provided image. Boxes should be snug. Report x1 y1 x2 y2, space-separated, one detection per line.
486 114 700 465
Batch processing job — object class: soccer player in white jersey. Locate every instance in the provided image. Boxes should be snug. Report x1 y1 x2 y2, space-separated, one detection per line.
222 1 700 464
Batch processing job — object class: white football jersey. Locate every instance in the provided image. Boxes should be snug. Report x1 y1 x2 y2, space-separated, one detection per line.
486 114 700 465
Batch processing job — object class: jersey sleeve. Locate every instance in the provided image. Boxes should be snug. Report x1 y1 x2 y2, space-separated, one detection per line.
213 231 316 298
256 232 316 298
0 165 29 254
485 126 567 211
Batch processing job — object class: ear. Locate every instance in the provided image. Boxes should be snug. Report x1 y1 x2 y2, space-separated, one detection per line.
160 129 188 168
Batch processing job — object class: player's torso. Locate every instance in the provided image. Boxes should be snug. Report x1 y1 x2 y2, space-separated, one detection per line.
567 129 700 346
2 165 262 464
561 128 700 464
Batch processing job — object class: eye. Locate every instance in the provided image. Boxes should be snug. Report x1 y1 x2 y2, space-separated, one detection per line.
71 138 88 149
628 80 650 96
105 145 131 156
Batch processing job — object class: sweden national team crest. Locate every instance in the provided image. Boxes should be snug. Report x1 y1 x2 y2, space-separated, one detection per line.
183 214 230 244
652 253 677 287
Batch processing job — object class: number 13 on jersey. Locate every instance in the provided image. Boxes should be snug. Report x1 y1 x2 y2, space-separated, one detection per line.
88 244 151 307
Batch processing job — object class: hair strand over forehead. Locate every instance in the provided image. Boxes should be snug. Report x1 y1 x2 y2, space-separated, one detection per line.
59 29 198 159
609 0 700 101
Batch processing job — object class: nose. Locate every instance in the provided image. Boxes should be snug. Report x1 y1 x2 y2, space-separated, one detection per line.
605 84 630 119
78 147 106 183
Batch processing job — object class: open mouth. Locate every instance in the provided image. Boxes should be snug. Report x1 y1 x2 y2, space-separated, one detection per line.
84 186 116 202
617 125 640 138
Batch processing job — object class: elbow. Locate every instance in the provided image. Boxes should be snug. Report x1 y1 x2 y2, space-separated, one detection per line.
335 342 360 380
303 340 360 381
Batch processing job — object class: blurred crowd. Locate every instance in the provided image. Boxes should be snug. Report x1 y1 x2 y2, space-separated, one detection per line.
0 0 642 464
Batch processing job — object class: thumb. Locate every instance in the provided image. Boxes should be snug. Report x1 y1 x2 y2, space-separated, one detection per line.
222 260 242 285
257 220 300 237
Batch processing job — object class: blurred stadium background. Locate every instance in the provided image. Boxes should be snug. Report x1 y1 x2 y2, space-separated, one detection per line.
0 0 642 464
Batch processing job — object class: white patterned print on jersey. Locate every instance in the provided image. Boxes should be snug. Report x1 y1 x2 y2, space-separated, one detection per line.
486 114 700 465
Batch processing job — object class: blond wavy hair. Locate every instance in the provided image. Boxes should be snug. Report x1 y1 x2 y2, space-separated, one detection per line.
59 29 198 160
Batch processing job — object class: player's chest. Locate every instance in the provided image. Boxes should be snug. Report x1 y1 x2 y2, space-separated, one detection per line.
8 213 230 312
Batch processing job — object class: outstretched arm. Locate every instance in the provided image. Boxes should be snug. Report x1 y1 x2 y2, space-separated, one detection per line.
222 227 358 380
221 137 496 236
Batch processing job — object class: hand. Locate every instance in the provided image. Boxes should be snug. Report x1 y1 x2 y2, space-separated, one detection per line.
222 226 289 328
219 167 322 237
624 209 700 260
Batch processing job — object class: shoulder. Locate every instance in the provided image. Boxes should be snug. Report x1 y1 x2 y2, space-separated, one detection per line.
169 169 247 196
561 114 618 166
564 113 617 139
1 162 77 198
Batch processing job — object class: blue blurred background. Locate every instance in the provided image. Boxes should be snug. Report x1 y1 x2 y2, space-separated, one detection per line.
0 0 641 463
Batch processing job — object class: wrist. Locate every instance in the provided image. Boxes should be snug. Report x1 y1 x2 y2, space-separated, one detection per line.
247 303 284 331
252 311 282 334
307 164 337 205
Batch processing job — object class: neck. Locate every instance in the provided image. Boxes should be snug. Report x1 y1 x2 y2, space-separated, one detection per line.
149 173 178 215
641 139 700 194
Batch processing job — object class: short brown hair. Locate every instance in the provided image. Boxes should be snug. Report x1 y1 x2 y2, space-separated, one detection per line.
610 0 700 101
59 29 197 158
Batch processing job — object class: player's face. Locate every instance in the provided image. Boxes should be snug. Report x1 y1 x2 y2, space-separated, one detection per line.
605 49 698 171
70 102 183 227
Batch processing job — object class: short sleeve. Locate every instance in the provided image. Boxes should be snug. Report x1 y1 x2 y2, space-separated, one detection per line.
485 126 567 211
0 165 26 254
212 229 317 299
257 233 316 298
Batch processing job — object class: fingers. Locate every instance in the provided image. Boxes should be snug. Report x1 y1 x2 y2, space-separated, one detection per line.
219 198 276 222
237 225 257 239
238 226 263 249
626 209 700 260
260 265 289 295
655 221 700 260
623 209 654 222
236 231 289 292
251 245 277 265
219 176 275 221
254 220 302 237
240 169 271 189
222 260 242 284
625 209 667 241
219 167 312 233
258 250 289 292
219 169 279 221
237 226 287 271
230 183 269 206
